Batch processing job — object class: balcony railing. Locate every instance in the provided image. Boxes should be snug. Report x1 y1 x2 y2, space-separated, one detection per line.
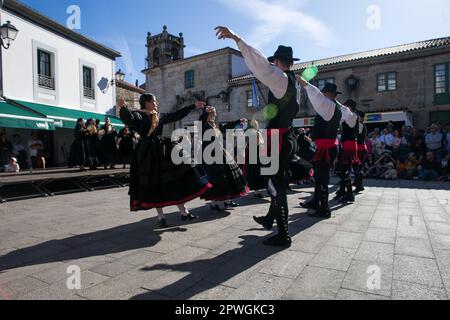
38 74 55 90
83 87 95 100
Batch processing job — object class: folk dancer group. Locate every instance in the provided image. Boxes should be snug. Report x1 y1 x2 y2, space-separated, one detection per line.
117 26 368 248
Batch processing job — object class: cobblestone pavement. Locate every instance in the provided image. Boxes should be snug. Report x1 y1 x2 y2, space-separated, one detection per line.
0 179 449 300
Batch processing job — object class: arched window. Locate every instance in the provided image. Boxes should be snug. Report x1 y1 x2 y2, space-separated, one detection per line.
171 47 179 61
153 48 160 65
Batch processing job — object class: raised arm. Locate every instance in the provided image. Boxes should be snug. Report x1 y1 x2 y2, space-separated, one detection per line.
215 26 288 99
119 107 143 131
162 101 206 125
297 76 336 121
341 105 358 128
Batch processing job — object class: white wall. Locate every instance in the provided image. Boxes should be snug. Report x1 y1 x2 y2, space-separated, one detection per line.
0 9 116 114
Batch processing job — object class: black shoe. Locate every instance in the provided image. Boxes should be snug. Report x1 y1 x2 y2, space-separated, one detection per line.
354 186 365 194
263 234 292 247
253 216 273 231
181 213 198 222
254 193 264 199
159 218 169 228
340 195 355 203
225 201 240 208
334 192 344 200
300 200 319 210
308 209 331 219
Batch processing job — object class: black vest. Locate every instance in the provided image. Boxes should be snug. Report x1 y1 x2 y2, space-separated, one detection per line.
267 71 299 129
357 123 368 145
341 119 358 143
312 101 342 140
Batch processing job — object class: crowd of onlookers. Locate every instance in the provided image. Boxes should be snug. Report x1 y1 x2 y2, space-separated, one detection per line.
361 122 450 181
0 131 45 173
2 121 450 182
67 117 138 171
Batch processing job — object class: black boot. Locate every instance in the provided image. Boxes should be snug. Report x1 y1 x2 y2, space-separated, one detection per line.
354 172 365 194
300 185 320 209
254 202 275 230
340 180 355 203
264 196 291 248
334 180 346 200
309 185 331 219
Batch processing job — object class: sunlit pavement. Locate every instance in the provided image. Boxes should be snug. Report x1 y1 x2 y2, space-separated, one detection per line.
1 179 450 300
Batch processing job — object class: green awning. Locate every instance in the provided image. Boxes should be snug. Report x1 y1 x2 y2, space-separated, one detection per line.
14 100 125 130
0 102 55 130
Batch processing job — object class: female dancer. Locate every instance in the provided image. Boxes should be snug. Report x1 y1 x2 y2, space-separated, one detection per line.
68 118 87 171
118 95 211 228
245 120 267 198
199 106 249 211
118 125 135 169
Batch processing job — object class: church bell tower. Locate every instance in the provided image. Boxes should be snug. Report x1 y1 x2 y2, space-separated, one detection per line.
146 25 185 69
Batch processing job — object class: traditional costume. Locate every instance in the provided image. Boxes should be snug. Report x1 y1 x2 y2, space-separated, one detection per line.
68 122 87 169
119 101 212 214
199 111 249 203
335 100 359 203
118 127 135 168
244 125 267 193
300 83 357 218
354 111 368 194
290 130 315 184
84 120 101 169
101 123 119 169
237 42 299 247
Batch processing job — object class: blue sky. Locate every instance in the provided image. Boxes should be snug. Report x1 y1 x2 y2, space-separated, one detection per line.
20 0 450 84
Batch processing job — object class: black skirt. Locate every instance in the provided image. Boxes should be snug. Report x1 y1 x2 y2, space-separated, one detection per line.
244 146 267 191
68 138 86 167
119 137 134 165
290 157 313 182
101 134 119 164
200 149 249 201
129 136 212 211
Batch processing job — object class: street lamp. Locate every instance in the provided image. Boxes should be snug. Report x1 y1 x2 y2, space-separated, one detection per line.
0 21 19 49
114 69 125 83
102 69 126 93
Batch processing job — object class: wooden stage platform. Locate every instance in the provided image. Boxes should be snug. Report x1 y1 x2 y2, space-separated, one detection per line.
0 167 129 203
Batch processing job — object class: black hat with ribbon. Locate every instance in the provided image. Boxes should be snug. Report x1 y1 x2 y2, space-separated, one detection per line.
267 45 300 63
322 82 342 95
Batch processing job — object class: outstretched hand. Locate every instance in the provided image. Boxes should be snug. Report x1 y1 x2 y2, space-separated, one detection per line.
296 75 309 88
195 101 207 109
117 97 127 108
215 26 241 43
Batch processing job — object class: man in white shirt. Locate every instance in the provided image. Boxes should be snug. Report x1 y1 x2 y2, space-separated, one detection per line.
28 132 44 169
216 26 299 247
1 157 20 173
297 78 357 219
380 128 394 151
425 124 443 163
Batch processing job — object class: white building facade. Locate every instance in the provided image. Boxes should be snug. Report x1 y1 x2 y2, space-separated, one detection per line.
0 0 122 167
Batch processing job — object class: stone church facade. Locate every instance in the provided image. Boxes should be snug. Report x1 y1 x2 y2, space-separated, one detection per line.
144 27 450 132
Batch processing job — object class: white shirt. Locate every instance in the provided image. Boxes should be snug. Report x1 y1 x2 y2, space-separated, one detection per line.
304 83 357 127
28 139 43 157
237 39 288 99
380 134 394 147
3 163 20 173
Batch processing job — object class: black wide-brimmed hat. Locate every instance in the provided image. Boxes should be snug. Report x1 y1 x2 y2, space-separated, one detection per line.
322 82 342 95
268 45 300 63
344 99 357 111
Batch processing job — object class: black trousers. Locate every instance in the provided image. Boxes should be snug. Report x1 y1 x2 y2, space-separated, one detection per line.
265 133 296 229
314 147 338 186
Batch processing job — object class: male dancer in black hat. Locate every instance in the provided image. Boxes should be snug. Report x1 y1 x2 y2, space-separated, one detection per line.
297 80 357 218
335 99 359 203
215 26 299 247
354 111 368 194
